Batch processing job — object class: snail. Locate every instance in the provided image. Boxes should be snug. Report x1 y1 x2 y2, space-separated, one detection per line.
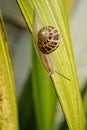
37 26 70 81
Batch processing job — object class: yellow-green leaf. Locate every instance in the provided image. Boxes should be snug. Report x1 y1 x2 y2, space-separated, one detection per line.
0 14 18 130
17 0 86 130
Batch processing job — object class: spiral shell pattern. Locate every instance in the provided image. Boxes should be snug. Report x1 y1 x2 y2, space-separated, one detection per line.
38 26 60 54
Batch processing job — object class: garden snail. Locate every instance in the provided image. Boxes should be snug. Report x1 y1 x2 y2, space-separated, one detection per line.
38 26 70 81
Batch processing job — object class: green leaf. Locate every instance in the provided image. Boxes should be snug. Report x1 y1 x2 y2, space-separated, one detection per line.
18 73 36 130
32 44 57 130
17 1 57 130
17 0 86 130
81 81 87 121
0 14 18 130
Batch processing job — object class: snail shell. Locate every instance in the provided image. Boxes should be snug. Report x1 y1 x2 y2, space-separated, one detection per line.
38 26 60 54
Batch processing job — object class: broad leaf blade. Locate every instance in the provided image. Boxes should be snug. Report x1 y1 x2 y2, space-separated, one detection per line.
18 74 36 130
0 15 18 130
17 1 57 130
32 44 57 130
17 0 86 130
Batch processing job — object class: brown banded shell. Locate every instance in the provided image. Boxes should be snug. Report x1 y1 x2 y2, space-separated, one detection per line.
38 26 60 54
